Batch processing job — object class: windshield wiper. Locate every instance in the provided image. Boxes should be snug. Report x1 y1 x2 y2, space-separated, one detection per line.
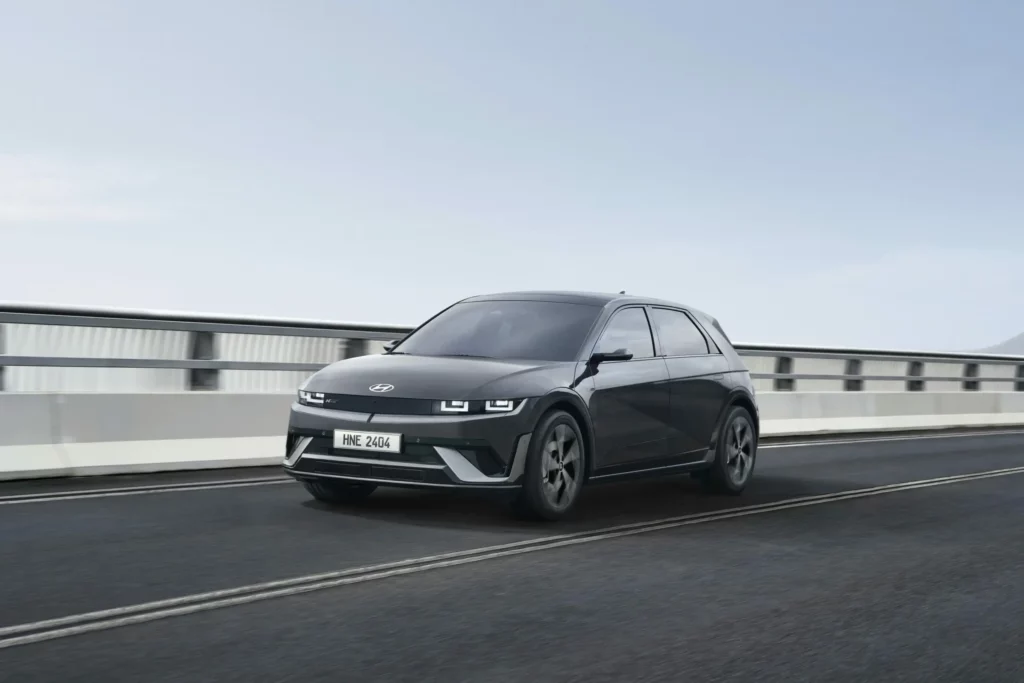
439 353 495 359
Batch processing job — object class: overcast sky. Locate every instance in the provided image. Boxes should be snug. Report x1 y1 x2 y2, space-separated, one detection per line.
1 1 1021 350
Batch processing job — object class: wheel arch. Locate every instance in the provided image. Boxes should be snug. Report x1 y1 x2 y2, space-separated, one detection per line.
710 389 760 448
530 389 596 481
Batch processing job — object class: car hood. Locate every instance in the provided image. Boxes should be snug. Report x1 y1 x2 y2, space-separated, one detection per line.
302 353 576 399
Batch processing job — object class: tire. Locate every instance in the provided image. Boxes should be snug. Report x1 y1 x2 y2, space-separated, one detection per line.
699 405 757 495
511 410 586 521
303 480 377 504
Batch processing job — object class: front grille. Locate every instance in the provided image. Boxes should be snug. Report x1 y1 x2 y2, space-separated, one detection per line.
371 466 425 482
302 435 444 465
297 457 450 485
320 394 434 416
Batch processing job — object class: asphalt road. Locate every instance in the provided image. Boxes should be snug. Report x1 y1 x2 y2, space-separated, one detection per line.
2 430 1024 682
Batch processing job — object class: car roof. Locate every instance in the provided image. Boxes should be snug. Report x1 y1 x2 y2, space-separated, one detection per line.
460 290 707 315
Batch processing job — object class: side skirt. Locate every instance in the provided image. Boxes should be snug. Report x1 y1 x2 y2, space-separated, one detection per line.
587 451 713 484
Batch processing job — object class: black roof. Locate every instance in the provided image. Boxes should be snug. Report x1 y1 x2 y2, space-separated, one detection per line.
461 290 704 315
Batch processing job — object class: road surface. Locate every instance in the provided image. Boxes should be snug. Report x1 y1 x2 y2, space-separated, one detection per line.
2 430 1024 682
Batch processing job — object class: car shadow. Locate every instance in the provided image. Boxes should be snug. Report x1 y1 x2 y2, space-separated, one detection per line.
299 473 859 534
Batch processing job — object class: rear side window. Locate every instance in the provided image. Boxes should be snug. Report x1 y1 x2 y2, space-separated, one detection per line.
594 307 655 359
651 308 709 356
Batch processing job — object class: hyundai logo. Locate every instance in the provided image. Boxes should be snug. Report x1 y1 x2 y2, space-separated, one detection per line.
369 383 394 393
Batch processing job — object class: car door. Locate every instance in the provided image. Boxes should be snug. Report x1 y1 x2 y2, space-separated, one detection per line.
649 307 731 461
587 306 672 469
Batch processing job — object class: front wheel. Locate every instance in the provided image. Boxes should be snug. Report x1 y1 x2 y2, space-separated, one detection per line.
303 480 377 504
698 405 757 495
512 410 586 521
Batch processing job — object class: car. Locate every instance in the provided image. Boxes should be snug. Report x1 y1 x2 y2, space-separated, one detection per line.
283 291 759 521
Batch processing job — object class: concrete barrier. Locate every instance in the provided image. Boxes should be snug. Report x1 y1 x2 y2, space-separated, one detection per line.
757 391 1024 437
0 394 70 479
2 392 1023 481
0 393 291 480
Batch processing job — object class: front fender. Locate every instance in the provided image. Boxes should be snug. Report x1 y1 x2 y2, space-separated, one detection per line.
525 388 598 479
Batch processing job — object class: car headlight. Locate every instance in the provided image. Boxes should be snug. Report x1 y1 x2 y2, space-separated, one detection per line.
298 390 324 407
437 399 521 415
439 400 470 413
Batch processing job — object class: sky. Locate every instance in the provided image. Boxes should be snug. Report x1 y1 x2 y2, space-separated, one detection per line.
1 0 1022 350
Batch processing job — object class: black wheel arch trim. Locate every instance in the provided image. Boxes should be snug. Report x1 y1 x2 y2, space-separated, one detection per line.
709 388 760 449
527 388 597 480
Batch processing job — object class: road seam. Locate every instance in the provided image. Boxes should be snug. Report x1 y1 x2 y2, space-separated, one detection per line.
0 477 292 504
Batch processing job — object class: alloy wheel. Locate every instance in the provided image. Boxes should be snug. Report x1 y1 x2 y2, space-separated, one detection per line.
541 423 581 510
725 416 755 485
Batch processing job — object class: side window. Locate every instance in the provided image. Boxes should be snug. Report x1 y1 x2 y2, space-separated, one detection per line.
651 308 709 356
594 308 654 359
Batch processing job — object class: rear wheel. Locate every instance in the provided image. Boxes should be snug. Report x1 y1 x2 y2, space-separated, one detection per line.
512 410 586 521
303 480 377 504
699 405 757 495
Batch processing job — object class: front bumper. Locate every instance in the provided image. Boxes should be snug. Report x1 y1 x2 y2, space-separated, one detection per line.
282 400 535 490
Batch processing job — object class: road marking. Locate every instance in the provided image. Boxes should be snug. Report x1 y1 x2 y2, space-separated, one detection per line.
2 429 1023 505
760 428 1024 450
3 463 1024 650
0 477 292 505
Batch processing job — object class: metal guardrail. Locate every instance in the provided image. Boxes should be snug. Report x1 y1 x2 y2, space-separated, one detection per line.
737 344 1024 363
0 303 410 339
2 302 1024 392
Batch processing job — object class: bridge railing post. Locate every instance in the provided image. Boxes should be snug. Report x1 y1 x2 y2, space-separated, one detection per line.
188 330 218 391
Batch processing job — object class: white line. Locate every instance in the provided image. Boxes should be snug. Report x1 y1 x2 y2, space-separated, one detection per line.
0 477 292 505
3 463 1024 650
760 428 1024 449
2 428 1023 505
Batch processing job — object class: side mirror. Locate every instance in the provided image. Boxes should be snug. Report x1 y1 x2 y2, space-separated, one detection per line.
589 348 633 364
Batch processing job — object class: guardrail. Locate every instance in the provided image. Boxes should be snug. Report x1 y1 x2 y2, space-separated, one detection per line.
2 302 1024 481
3 302 1024 393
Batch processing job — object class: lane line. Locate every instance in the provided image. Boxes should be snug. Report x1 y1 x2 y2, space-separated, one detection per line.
760 428 1024 449
2 428 1023 505
3 463 1024 650
0 477 292 505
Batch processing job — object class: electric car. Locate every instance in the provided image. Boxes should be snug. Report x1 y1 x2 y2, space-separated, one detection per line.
283 291 758 520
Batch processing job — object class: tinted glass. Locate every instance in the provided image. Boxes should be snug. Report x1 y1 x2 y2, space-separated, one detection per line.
394 300 601 362
594 307 654 359
651 308 709 356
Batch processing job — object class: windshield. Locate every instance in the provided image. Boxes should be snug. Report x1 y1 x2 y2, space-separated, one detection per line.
393 300 602 362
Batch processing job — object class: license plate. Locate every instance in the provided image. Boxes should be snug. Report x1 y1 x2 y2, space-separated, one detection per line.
333 429 402 453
